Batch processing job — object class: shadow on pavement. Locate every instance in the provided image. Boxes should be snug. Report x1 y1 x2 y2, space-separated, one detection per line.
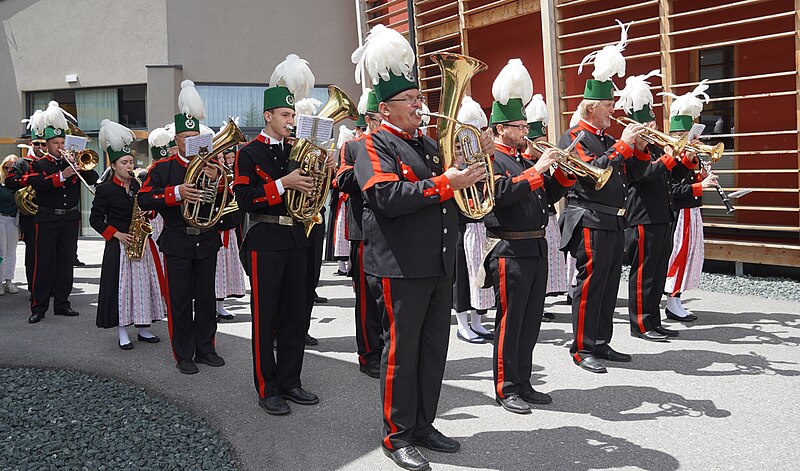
613 349 800 377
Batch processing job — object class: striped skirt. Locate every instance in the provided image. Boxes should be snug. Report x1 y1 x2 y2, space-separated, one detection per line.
118 239 166 326
545 214 569 295
665 207 704 296
464 222 495 311
216 229 247 299
333 194 350 258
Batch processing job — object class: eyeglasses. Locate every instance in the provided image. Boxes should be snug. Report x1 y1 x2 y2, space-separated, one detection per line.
32 142 46 147
501 123 530 131
387 95 426 105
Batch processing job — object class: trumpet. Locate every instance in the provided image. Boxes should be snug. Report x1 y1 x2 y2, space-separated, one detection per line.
611 116 725 162
527 137 612 191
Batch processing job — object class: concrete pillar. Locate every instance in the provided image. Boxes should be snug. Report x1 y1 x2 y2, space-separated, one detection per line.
145 64 183 130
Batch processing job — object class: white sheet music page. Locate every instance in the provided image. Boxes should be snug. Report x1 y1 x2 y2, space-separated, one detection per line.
295 114 334 144
184 133 214 157
64 135 87 152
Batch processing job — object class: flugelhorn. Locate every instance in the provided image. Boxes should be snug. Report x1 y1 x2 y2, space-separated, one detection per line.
528 138 613 191
611 116 725 162
417 52 495 219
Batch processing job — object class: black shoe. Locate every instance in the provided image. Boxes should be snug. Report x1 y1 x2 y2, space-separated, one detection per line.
195 353 225 367
595 347 632 363
495 394 531 414
666 309 697 322
177 359 199 375
333 270 348 276
456 331 485 344
119 342 134 351
566 294 573 305
217 312 235 321
413 430 460 453
314 296 328 304
655 325 679 337
359 361 380 379
54 307 79 317
573 355 607 373
470 328 495 342
382 446 430 471
137 334 161 343
281 387 319 405
519 389 552 405
631 330 669 342
542 311 556 320
304 333 319 346
259 396 291 416
28 312 44 324
73 259 86 267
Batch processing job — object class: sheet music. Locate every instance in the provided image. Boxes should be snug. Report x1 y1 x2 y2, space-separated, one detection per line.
687 123 706 142
295 114 334 144
64 135 87 152
185 133 213 157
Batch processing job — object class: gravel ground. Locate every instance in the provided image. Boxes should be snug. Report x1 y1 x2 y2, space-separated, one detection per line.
621 268 800 303
0 367 238 471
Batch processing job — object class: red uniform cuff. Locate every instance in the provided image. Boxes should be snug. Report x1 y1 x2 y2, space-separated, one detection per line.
259 181 282 206
659 154 678 171
423 175 455 201
165 186 179 206
634 147 651 161
553 167 577 187
512 167 544 191
101 226 117 241
51 173 64 188
692 182 704 197
613 140 634 160
680 152 697 169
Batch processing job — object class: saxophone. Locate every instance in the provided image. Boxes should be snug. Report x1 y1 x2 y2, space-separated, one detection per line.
127 172 153 261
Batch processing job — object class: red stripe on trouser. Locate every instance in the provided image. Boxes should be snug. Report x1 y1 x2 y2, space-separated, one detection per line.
574 227 593 361
667 208 691 296
251 251 266 398
495 258 509 398
382 278 399 450
30 223 39 307
636 225 646 333
148 239 166 298
163 262 177 361
358 242 369 364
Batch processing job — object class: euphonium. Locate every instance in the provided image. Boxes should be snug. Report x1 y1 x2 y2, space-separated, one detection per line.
529 140 613 191
417 53 494 219
15 185 38 216
285 85 358 236
126 172 153 261
182 117 246 229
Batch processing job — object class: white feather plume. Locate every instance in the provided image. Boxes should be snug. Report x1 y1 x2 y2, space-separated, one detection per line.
269 54 315 101
525 94 548 124
294 97 323 116
43 101 69 131
492 59 533 106
178 80 206 120
23 109 47 136
99 119 134 152
614 69 661 113
164 123 175 139
220 116 240 129
578 20 631 82
148 127 172 148
659 79 710 118
357 88 373 115
352 24 416 86
337 125 356 149
200 124 214 135
569 109 582 128
457 96 488 129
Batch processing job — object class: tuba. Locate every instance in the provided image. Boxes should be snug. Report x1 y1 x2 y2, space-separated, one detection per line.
529 140 613 191
182 117 246 229
126 172 153 260
285 85 358 236
417 53 495 219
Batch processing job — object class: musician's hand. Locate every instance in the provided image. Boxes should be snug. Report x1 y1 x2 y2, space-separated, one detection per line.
62 165 76 178
701 172 718 189
322 150 336 171
114 231 133 247
445 162 485 191
533 148 560 174
479 129 494 155
621 123 645 147
202 162 220 180
178 183 201 203
281 169 314 196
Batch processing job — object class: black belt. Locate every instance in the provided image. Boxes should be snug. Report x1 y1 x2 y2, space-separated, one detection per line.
167 226 212 236
487 229 545 240
37 205 78 215
568 199 626 217
248 214 297 226
0 212 16 217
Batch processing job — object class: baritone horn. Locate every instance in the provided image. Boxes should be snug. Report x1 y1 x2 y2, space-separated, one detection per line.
417 52 495 219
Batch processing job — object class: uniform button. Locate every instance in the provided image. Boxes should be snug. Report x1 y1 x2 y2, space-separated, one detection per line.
426 155 431 160
443 228 448 234
442 247 447 253
442 208 447 214
432 172 437 176
435 189 439 193
196 242 200 247
542 209 546 214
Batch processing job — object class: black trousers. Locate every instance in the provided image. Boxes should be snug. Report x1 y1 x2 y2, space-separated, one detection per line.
30 219 79 315
249 248 309 399
306 222 324 318
626 223 672 333
19 215 35 289
367 274 451 451
489 255 547 398
163 254 218 362
351 241 382 366
569 227 624 361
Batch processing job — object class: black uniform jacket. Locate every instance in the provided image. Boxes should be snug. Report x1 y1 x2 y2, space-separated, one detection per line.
485 142 575 258
670 151 704 210
558 119 649 249
335 136 366 241
354 123 458 279
28 153 99 223
625 144 687 226
5 156 36 191
89 175 139 240
138 154 221 259
232 133 308 253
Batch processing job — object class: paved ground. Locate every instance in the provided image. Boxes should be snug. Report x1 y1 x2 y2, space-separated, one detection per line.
1 239 799 471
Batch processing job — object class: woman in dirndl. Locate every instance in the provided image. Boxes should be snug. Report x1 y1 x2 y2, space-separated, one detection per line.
454 214 496 343
91 120 166 349
214 147 247 320
332 184 350 275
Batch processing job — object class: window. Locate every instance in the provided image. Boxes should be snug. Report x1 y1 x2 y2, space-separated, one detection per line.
27 86 147 133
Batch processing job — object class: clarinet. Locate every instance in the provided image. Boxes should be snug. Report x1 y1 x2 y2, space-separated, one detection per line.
700 158 734 214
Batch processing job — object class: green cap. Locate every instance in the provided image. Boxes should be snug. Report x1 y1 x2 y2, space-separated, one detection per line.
365 90 379 112
628 105 656 124
355 114 367 128
374 73 418 103
491 98 527 125
669 114 694 132
31 129 45 141
527 121 546 139
44 126 66 141
150 145 170 160
264 86 295 111
107 145 132 164
174 113 200 134
583 79 615 100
